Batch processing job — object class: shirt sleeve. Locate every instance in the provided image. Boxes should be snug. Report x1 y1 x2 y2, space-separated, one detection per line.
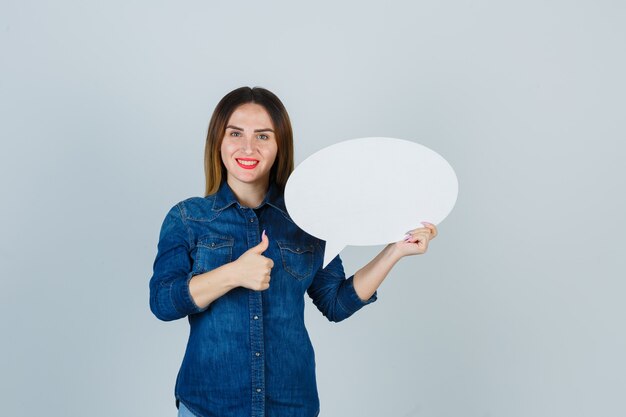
149 203 208 321
306 242 378 322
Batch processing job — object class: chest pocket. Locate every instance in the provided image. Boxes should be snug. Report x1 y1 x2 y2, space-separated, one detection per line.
192 234 234 275
277 241 315 281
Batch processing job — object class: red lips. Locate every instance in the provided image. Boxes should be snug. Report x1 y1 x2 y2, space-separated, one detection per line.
236 158 259 170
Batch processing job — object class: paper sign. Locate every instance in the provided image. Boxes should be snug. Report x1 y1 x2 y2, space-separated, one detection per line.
284 137 458 268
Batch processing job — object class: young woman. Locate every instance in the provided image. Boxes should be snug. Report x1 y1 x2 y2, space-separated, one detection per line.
149 86 438 417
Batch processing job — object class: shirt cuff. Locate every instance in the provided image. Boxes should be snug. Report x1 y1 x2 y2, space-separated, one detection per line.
169 272 208 315
338 274 378 314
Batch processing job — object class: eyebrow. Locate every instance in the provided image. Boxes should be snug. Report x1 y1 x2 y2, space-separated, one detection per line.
226 125 274 133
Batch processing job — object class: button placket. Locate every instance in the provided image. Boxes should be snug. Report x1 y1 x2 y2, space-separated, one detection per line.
246 208 265 416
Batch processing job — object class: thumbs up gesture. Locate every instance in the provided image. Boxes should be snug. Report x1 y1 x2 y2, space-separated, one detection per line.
233 230 274 291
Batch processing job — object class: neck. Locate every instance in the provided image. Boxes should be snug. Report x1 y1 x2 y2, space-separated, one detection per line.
226 176 269 209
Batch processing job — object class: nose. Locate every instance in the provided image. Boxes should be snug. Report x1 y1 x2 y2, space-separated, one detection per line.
241 135 256 154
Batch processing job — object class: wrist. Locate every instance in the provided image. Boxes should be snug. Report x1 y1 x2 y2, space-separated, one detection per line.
384 243 404 264
223 260 241 289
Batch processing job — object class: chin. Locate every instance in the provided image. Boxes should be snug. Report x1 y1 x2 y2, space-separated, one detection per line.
230 172 270 185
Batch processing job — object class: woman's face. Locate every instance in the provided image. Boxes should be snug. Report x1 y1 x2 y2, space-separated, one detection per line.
221 102 278 189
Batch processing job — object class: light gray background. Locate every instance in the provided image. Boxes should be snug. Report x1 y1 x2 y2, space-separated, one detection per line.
1 1 624 416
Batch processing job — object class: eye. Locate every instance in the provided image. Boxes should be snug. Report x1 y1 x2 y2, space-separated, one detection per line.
257 134 269 140
229 131 241 137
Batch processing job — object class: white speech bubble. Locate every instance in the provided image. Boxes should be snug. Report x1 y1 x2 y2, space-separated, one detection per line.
284 137 458 268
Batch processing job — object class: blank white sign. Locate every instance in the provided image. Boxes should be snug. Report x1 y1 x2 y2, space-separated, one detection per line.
285 137 459 267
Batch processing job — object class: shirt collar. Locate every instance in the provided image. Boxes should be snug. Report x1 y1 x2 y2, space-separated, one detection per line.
212 179 289 218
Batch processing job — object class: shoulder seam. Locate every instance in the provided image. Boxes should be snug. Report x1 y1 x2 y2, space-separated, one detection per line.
175 202 194 245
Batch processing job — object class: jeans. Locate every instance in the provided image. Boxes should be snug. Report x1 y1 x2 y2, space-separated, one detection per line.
177 401 196 417
178 400 319 417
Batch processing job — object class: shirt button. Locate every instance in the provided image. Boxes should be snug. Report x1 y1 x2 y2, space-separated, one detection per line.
253 315 259 320
256 388 262 393
255 352 261 356
250 218 255 222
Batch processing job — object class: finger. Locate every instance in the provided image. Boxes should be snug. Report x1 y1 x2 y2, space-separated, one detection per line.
404 236 429 253
414 234 429 247
404 229 431 242
404 237 428 248
420 222 438 239
250 233 269 254
403 230 427 241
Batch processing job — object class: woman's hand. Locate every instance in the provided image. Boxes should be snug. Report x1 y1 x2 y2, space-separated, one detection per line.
232 230 274 291
391 221 438 259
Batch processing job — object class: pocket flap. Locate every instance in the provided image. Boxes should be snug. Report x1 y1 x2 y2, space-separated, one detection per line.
197 234 234 250
276 241 314 254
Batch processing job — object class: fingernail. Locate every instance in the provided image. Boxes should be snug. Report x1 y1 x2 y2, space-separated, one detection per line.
404 233 411 241
262 229 266 239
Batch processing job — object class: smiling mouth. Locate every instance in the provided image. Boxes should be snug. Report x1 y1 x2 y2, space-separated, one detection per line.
236 158 259 169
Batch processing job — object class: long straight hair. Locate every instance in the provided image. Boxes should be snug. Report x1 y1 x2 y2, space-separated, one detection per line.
204 86 295 196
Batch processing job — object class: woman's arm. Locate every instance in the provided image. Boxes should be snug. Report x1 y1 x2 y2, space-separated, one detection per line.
188 263 240 310
306 222 439 322
150 205 275 320
352 244 402 301
149 204 207 321
189 232 275 310
352 222 439 301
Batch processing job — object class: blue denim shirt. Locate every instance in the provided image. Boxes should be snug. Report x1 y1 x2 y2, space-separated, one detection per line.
149 179 378 417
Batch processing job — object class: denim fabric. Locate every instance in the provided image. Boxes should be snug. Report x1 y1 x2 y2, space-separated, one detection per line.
150 179 378 417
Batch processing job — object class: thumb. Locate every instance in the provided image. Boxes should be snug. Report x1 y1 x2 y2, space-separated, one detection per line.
249 229 269 254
